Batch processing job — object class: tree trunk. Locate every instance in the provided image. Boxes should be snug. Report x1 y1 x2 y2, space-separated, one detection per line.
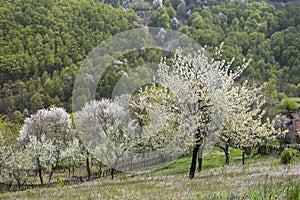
37 158 43 185
49 167 54 184
38 167 43 185
68 168 71 177
86 151 91 181
98 163 102 177
189 144 200 179
48 163 57 184
111 168 115 180
17 181 21 190
198 146 204 172
49 153 59 183
225 144 229 165
242 151 245 165
14 176 21 190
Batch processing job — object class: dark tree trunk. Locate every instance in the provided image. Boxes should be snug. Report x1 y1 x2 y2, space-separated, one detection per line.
98 163 102 177
86 151 91 181
189 144 200 179
198 146 204 172
68 168 71 177
14 176 21 190
15 178 26 190
48 164 57 183
49 168 54 184
49 153 59 183
225 144 229 165
38 166 43 185
242 151 245 165
37 158 43 185
111 168 115 180
17 180 21 190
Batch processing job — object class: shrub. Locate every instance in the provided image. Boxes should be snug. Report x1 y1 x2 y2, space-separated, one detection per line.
280 148 298 164
56 174 64 189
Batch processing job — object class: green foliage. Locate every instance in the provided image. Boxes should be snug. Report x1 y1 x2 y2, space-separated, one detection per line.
0 117 19 146
56 174 64 189
149 6 173 28
1 0 299 118
278 98 300 114
280 148 299 164
166 6 176 18
0 0 136 114
181 1 300 115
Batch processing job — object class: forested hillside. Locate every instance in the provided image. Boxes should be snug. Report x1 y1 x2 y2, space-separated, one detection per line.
146 0 300 116
0 0 136 117
0 0 299 120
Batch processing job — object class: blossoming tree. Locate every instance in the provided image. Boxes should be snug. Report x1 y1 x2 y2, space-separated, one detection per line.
217 81 282 165
18 107 75 185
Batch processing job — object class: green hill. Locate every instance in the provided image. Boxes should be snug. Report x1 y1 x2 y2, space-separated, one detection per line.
0 0 136 114
0 0 299 119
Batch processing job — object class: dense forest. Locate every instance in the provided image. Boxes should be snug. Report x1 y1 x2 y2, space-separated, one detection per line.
148 0 300 116
0 0 137 119
0 0 299 121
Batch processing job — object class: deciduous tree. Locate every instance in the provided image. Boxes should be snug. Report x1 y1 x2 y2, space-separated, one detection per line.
18 107 73 185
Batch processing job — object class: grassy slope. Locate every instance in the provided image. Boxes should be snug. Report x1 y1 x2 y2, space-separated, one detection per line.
1 148 299 200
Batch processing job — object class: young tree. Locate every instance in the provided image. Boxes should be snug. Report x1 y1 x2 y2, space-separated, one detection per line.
3 147 34 189
22 135 56 185
18 107 73 185
217 81 282 165
60 138 85 177
75 98 134 178
0 122 32 188
0 135 14 186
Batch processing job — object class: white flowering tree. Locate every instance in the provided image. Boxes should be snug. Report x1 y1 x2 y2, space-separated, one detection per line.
59 138 85 176
129 84 180 152
0 135 53 188
4 147 34 189
0 135 13 186
218 81 282 165
155 49 249 178
0 131 35 189
18 107 74 185
75 98 135 179
0 122 33 189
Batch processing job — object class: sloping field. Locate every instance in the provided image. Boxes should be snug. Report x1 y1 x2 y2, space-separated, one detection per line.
1 154 299 200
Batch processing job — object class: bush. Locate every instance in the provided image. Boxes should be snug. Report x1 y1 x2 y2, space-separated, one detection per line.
280 148 298 164
56 174 64 189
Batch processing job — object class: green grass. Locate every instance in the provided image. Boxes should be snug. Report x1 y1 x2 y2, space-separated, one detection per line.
153 147 270 176
1 148 299 200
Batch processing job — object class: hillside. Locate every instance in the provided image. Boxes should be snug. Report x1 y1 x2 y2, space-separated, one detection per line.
0 0 137 115
0 150 299 199
1 0 300 120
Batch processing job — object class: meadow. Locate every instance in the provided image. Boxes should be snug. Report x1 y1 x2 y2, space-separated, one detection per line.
1 148 299 200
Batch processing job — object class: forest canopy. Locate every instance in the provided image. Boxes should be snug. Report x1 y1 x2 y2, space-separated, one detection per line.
0 0 299 119
0 0 136 115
